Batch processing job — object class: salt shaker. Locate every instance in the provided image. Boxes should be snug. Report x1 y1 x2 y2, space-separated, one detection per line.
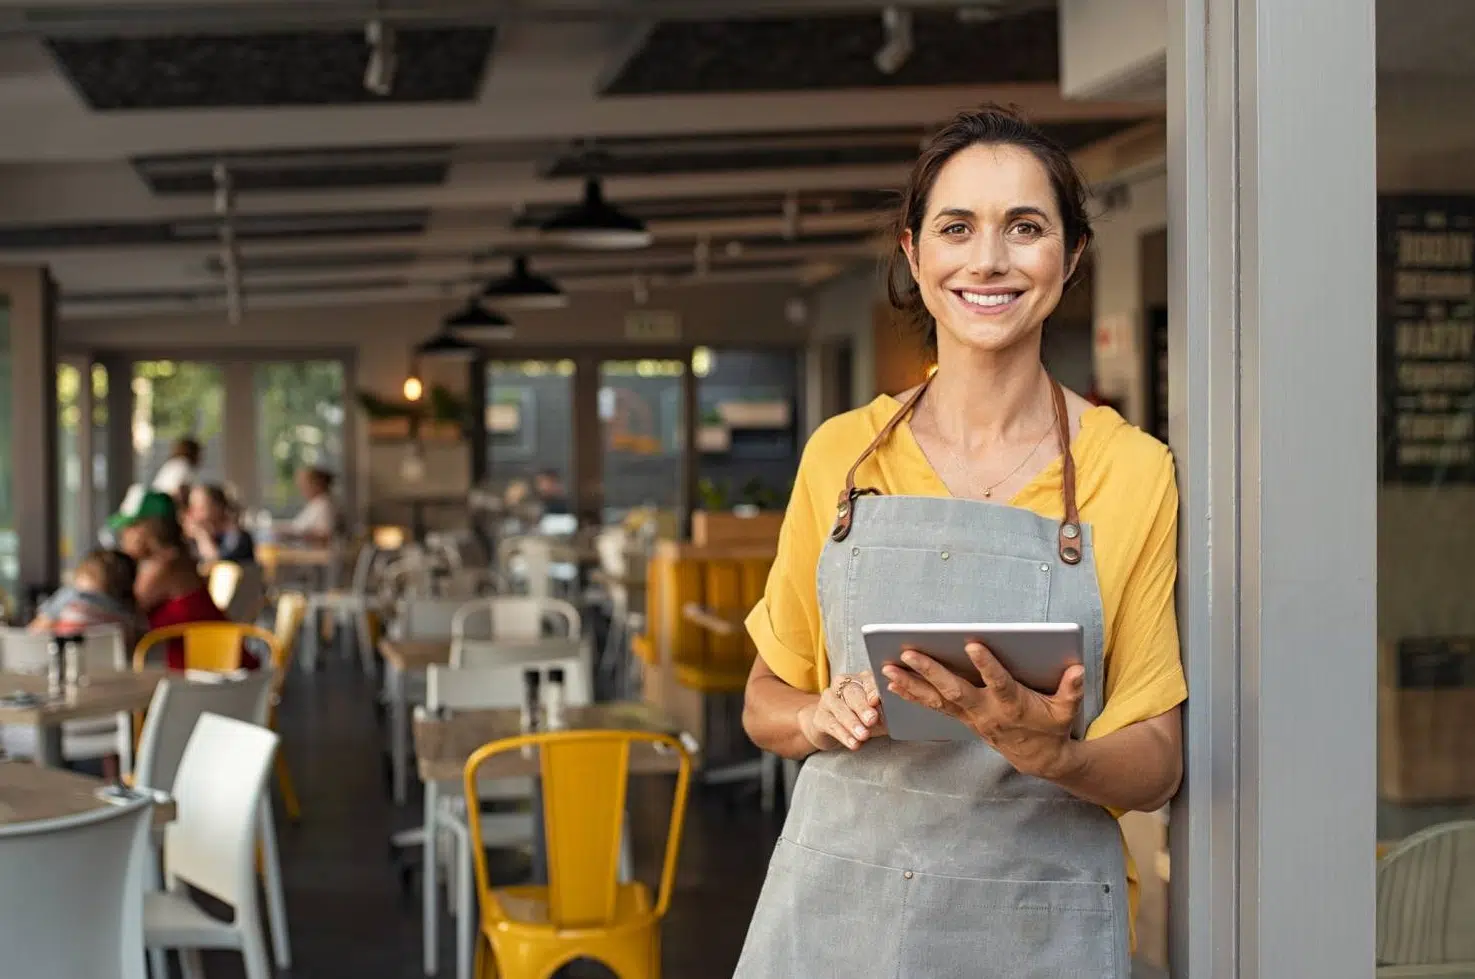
544 667 567 730
45 636 65 699
62 634 85 688
520 668 542 758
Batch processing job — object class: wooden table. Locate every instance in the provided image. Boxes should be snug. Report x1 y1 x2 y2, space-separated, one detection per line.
379 638 452 674
0 761 175 827
413 701 690 783
0 670 164 767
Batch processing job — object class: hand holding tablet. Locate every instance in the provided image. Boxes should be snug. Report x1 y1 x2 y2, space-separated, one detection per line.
862 623 1085 751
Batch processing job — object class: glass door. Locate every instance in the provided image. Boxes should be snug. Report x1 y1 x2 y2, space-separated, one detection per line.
130 359 225 494
484 358 577 522
597 356 687 525
254 360 346 517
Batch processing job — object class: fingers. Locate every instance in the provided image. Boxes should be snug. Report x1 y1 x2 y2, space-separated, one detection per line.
1052 664 1086 708
881 660 955 716
857 670 883 708
898 651 980 711
838 678 880 728
965 642 1019 704
817 688 870 749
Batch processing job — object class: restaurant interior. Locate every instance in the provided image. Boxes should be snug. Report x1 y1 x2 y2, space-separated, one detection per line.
3 1 1471 977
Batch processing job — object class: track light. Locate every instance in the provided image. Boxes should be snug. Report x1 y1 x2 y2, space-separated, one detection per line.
364 19 397 97
213 162 242 325
874 6 914 76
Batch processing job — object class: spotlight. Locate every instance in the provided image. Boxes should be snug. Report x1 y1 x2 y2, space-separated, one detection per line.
874 6 914 76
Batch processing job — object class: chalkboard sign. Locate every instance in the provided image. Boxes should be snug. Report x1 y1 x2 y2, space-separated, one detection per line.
1394 636 1475 690
1380 195 1475 483
1144 305 1169 443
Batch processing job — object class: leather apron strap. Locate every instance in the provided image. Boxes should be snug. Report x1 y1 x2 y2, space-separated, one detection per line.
831 374 1083 566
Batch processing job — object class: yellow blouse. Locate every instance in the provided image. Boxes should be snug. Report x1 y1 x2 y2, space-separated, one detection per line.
745 394 1188 949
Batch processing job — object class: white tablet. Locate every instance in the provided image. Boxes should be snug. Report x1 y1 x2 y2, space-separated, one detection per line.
860 622 1083 742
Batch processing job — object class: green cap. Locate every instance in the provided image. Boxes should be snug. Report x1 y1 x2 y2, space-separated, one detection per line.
107 488 176 533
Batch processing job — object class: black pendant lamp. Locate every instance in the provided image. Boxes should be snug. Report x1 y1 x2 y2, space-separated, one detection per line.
444 298 514 340
539 176 652 250
415 325 478 360
482 255 568 309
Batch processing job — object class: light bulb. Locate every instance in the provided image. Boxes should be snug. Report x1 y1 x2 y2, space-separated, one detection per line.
403 376 423 401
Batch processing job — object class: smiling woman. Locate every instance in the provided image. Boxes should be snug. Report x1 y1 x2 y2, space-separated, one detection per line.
735 105 1186 978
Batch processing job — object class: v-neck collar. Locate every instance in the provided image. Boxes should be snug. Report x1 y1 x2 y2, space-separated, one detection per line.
878 393 1114 507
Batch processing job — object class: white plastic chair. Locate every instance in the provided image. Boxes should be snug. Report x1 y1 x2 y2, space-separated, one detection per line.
498 535 579 600
1376 820 1475 975
303 540 396 673
224 563 267 625
0 625 134 770
133 672 291 974
0 794 153 979
424 660 600 979
143 712 281 979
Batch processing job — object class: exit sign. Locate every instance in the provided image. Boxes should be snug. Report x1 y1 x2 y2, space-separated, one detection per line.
624 309 681 341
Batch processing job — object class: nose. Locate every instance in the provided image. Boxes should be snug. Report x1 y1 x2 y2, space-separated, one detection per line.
965 227 1010 276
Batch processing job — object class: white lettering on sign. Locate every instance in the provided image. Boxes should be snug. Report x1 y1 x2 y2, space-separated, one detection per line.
1395 322 1475 359
1395 271 1474 300
1397 230 1475 268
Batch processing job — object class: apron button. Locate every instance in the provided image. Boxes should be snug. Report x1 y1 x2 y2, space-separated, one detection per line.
903 871 914 880
852 547 860 556
940 551 949 560
1040 563 1049 572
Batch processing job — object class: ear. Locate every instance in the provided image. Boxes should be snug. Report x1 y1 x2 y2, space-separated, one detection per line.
900 228 920 279
1064 238 1087 284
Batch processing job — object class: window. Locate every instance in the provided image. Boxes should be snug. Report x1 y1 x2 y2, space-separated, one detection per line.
57 362 81 567
485 359 576 497
599 358 685 522
0 303 14 603
131 360 225 490
692 347 800 513
254 361 346 517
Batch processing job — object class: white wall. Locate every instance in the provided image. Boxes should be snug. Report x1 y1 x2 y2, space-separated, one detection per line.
1059 0 1166 101
1090 171 1167 426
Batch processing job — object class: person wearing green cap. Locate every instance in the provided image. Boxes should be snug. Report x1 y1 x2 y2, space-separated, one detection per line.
107 488 178 536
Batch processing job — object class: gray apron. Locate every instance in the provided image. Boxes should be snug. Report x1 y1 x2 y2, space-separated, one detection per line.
734 377 1130 978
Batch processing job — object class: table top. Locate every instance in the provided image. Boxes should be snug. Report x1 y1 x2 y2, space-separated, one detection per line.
413 701 690 783
682 604 747 637
0 762 175 828
0 670 165 724
380 636 584 673
260 546 336 567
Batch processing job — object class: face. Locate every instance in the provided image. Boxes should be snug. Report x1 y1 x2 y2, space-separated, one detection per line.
118 524 152 560
186 488 220 529
901 143 1079 356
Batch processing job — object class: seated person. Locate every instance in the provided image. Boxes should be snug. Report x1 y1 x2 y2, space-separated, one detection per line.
28 548 145 642
281 466 341 546
110 491 258 671
183 483 256 564
533 468 571 516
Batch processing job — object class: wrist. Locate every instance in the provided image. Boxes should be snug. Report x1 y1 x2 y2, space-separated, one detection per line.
1034 735 1086 783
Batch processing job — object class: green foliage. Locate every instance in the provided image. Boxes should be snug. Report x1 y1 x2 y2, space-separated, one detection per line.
257 362 344 512
135 360 225 444
697 477 729 511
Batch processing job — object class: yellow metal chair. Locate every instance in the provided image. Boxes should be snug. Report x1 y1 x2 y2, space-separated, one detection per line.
269 592 309 822
132 621 278 673
465 730 692 979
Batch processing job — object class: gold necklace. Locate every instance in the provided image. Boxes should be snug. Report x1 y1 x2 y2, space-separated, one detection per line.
926 387 1058 499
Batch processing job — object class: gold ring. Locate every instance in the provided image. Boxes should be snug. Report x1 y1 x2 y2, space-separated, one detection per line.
833 676 862 695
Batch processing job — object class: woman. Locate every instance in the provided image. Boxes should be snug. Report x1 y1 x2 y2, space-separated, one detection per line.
113 492 255 670
736 106 1185 977
283 466 340 546
183 483 256 564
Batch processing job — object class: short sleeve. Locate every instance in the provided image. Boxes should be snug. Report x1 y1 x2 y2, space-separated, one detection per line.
1085 453 1187 741
745 440 829 694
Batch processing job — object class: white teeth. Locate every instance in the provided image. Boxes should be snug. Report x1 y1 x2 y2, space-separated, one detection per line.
960 291 1019 307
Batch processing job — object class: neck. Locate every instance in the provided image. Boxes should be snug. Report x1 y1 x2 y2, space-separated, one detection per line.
926 339 1052 449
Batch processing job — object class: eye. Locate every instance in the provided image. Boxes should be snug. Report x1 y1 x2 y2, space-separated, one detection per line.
1009 220 1043 238
940 222 969 237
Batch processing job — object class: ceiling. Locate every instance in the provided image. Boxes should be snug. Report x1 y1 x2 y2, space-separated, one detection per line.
0 0 1161 321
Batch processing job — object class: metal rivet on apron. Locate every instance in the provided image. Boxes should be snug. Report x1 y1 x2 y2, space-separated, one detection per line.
1103 884 1111 893
838 501 850 516
1062 523 1080 540
903 871 914 880
1039 563 1049 572
940 550 949 560
852 547 860 556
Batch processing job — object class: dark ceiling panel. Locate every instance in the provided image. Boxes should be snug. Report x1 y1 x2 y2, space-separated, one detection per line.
135 145 454 194
602 10 1057 95
203 249 419 276
46 28 495 109
0 209 428 250
65 276 411 304
544 141 917 178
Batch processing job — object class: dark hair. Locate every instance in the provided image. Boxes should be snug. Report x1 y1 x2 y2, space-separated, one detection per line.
75 548 138 607
885 104 1094 349
197 483 234 513
134 514 186 552
172 437 202 464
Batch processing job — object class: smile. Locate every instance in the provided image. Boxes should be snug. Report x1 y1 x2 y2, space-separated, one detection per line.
954 289 1022 313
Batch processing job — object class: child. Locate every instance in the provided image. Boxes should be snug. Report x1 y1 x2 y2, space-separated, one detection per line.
29 549 145 641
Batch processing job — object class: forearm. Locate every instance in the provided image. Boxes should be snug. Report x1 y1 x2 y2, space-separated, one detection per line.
1042 715 1182 812
742 672 822 761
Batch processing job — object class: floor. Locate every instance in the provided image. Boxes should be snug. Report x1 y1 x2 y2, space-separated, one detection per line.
190 650 778 979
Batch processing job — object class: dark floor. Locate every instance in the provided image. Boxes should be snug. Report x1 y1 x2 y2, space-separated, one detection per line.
193 647 779 978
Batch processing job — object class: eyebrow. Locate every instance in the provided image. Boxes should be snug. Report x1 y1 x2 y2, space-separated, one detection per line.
933 205 1051 223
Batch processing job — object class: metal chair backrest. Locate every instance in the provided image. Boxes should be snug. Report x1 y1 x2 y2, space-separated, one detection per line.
1377 820 1475 969
133 622 279 673
464 729 691 929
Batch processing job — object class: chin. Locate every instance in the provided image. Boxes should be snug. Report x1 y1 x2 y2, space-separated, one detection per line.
937 318 1037 354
